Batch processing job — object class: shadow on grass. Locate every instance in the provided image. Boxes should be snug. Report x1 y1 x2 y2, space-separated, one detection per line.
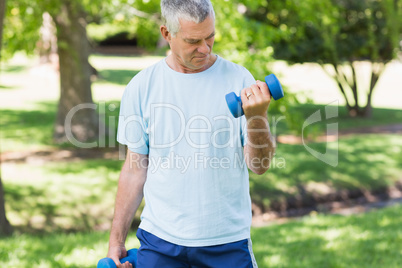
1 65 27 73
45 159 123 175
251 204 402 267
1 101 401 236
1 205 400 267
276 103 402 136
0 102 56 151
97 69 140 86
0 231 121 267
250 134 402 211
0 84 18 90
3 156 126 233
1 99 400 151
0 100 122 151
4 184 59 231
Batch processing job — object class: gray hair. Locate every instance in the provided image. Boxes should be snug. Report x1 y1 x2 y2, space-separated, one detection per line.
161 0 215 36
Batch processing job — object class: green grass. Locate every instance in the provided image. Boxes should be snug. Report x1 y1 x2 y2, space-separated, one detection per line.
3 159 124 232
97 69 140 86
1 65 27 73
0 102 57 151
1 63 401 226
1 54 402 267
0 84 17 90
250 134 402 209
1 100 401 151
271 103 402 137
0 231 140 267
3 134 401 232
0 204 400 267
300 104 402 131
0 100 121 151
251 204 402 268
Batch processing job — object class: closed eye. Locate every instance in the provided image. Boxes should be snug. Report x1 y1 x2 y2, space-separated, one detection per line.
187 39 200 44
184 32 215 44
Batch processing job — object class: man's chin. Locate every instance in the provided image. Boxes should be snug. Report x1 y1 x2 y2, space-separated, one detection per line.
192 56 210 66
193 56 208 62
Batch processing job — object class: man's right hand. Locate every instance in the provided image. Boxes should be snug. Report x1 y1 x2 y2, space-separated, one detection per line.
107 245 133 268
107 151 148 267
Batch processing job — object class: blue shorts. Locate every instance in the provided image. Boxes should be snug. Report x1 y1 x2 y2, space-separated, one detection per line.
136 229 258 268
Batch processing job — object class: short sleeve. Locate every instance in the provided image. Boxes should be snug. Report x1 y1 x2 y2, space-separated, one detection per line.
117 80 149 154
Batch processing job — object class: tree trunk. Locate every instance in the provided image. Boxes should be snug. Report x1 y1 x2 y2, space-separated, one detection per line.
0 0 13 237
0 177 13 237
361 63 384 118
52 2 99 144
0 0 5 60
350 63 360 114
328 61 388 118
38 12 58 65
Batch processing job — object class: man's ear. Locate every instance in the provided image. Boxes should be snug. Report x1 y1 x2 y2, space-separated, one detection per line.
160 25 171 42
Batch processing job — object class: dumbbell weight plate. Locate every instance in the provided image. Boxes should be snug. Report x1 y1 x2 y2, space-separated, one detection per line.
265 74 284 100
225 74 284 118
97 248 137 268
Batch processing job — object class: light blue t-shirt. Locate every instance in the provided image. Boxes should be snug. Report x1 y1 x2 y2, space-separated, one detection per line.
117 56 256 247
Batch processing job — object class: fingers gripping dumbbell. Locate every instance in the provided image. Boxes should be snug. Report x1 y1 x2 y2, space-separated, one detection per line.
225 74 284 118
97 248 137 268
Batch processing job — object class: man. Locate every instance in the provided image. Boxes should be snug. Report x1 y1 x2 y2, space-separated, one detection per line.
107 0 275 267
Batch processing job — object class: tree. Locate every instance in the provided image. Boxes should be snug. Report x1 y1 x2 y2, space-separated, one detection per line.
2 0 300 143
0 0 13 237
0 0 5 58
2 0 172 144
246 0 401 117
3 0 100 143
0 172 13 237
51 1 99 143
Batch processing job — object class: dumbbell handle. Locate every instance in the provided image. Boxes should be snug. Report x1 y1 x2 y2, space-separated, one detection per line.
97 248 137 268
225 74 284 118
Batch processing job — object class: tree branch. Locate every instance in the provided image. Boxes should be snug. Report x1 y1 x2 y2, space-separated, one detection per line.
368 62 386 97
0 0 6 62
331 64 352 109
350 62 359 109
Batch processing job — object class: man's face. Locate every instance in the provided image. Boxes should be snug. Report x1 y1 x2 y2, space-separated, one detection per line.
168 15 215 72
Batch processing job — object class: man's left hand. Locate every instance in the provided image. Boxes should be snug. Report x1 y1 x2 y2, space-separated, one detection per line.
240 80 271 118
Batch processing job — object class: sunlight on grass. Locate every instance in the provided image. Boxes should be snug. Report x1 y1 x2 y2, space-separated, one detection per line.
251 204 402 267
3 160 123 232
250 134 402 208
275 103 402 136
0 205 400 267
0 54 161 111
0 231 140 267
0 100 121 151
89 54 163 71
1 54 402 267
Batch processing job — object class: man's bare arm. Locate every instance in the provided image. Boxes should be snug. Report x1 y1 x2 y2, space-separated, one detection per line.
241 80 276 175
243 114 276 174
107 150 148 266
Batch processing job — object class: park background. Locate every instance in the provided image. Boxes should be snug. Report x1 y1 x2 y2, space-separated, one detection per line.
0 0 402 267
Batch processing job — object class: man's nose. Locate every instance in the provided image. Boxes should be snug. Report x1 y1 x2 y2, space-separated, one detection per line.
197 40 210 54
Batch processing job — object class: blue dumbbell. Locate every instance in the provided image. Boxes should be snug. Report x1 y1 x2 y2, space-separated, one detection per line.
225 74 284 118
97 248 137 268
